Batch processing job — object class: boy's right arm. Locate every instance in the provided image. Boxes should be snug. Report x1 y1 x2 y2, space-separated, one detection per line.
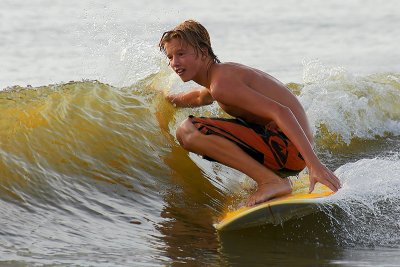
166 87 214 108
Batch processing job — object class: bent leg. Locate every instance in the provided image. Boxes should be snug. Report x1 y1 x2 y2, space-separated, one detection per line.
176 118 291 206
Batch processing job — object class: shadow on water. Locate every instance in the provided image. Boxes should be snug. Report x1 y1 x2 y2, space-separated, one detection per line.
217 211 344 266
156 143 226 266
153 96 225 265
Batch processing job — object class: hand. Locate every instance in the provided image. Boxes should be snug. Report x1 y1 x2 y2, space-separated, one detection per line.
308 163 341 193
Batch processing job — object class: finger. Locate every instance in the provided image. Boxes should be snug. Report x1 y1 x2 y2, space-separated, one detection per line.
322 178 339 192
309 179 316 193
322 169 341 190
332 177 341 190
328 173 341 190
334 175 342 189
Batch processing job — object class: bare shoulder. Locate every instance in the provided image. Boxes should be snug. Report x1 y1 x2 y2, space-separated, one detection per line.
209 62 303 110
210 63 248 88
213 62 251 75
218 63 292 97
208 63 257 104
213 62 275 83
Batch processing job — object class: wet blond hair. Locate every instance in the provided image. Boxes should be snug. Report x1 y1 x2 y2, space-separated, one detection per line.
159 20 220 64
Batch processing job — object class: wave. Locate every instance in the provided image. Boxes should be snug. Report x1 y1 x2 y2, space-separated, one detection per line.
1 67 399 206
1 66 400 264
299 60 400 147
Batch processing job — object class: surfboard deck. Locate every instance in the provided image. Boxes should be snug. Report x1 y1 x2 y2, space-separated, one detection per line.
214 179 334 231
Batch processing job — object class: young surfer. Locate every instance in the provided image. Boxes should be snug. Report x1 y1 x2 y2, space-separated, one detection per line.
159 20 341 206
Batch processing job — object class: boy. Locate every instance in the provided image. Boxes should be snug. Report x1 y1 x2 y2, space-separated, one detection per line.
159 20 341 206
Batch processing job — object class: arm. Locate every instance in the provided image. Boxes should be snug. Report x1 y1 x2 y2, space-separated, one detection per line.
166 87 214 108
212 83 341 192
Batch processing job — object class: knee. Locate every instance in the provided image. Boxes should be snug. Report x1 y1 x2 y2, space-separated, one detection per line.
176 118 200 150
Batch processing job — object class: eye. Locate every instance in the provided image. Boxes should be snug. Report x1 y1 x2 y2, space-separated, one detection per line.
165 56 172 66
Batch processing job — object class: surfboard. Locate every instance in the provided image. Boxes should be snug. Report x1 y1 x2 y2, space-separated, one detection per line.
214 177 334 231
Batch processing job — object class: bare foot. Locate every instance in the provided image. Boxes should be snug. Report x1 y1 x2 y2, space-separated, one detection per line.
246 179 292 207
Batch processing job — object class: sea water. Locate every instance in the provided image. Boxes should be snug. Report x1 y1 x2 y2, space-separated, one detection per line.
1 0 400 266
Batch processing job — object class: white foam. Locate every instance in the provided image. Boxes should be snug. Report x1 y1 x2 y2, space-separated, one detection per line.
299 60 400 144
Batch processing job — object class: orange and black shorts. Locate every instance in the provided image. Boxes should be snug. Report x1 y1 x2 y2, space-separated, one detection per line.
189 116 306 176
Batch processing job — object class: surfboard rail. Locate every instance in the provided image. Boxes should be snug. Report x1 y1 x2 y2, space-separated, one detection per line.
214 191 334 231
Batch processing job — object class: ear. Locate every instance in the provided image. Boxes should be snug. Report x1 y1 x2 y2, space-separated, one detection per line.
200 47 208 59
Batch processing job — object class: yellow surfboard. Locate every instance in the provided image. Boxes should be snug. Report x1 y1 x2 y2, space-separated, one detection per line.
214 177 334 231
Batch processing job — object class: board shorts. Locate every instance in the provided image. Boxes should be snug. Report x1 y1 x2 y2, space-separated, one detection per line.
189 115 306 177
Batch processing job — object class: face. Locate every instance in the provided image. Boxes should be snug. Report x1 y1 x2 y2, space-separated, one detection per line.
163 38 205 82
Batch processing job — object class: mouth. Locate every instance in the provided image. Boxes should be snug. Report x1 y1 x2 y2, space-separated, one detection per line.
175 68 185 76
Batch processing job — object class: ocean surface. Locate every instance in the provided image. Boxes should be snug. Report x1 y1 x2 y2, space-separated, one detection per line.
1 0 400 266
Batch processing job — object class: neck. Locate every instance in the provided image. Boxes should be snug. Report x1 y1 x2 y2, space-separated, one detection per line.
193 59 215 88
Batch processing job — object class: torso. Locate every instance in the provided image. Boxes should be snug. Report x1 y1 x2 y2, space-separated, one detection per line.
208 62 313 142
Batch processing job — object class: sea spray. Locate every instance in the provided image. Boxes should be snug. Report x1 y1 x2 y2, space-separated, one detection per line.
324 155 400 247
77 7 163 88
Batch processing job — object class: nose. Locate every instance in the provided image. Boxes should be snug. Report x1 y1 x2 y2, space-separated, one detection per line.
170 56 180 68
